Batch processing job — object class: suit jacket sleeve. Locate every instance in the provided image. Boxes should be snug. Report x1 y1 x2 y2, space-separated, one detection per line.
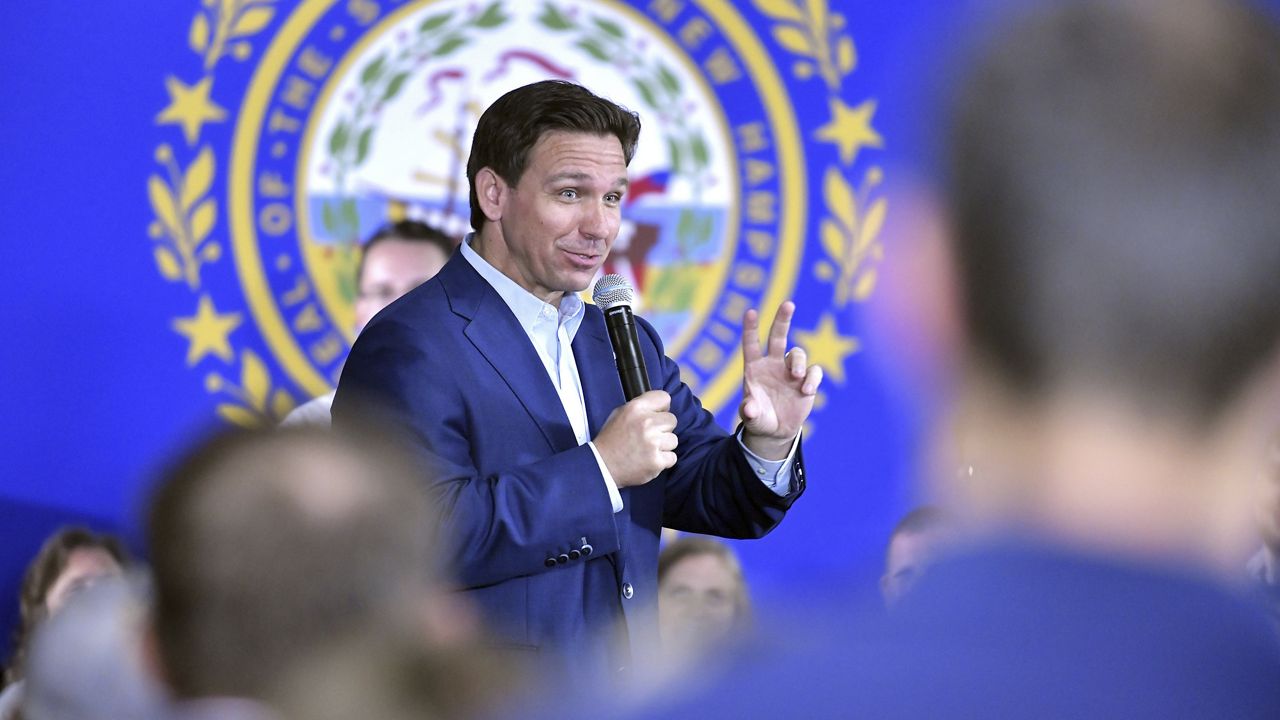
333 312 621 589
633 317 806 539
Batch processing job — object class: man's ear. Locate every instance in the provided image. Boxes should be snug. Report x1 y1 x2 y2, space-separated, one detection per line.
474 167 507 225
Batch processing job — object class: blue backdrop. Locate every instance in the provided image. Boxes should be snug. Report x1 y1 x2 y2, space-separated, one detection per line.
0 0 1025 653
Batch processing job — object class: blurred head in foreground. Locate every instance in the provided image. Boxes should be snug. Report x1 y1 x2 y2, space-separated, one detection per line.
271 626 514 720
657 537 751 659
4 527 127 687
938 0 1280 571
881 506 952 607
147 424 465 704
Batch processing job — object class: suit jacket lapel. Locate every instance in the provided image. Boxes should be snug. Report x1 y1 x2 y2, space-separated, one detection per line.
439 254 578 453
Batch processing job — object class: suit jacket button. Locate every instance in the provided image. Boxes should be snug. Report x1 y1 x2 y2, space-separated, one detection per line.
569 549 581 560
581 544 593 557
622 582 634 599
557 554 570 565
544 557 557 568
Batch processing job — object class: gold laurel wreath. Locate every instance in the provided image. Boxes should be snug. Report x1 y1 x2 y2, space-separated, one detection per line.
189 0 277 70
149 0 293 428
752 0 885 311
148 145 220 290
321 2 511 305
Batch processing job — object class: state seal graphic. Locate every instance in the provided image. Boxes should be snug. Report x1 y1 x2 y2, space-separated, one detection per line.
149 0 885 428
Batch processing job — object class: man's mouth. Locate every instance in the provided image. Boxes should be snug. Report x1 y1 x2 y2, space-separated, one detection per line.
563 249 601 267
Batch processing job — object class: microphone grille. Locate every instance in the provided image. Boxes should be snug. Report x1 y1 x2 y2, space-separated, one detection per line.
592 273 634 310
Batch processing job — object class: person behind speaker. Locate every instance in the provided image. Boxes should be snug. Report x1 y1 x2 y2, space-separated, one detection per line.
333 79 822 678
0 527 128 720
656 537 752 663
879 505 951 608
282 220 453 426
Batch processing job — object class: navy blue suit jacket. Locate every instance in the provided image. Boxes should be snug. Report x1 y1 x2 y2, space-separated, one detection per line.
333 252 804 672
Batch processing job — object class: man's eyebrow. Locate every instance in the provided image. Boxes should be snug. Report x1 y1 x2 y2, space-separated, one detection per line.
545 172 629 188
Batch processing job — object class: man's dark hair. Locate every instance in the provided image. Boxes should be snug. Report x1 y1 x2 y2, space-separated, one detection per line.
356 220 455 286
5 528 127 686
949 0 1280 421
147 425 438 700
465 80 641 232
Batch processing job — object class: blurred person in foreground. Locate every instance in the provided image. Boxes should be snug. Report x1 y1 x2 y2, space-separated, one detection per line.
656 537 752 663
20 575 165 720
270 625 511 720
283 220 453 426
0 528 128 720
147 425 491 720
1249 434 1280 631
616 1 1280 717
880 505 952 608
334 79 817 679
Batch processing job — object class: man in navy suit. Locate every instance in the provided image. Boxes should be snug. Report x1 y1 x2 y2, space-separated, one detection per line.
333 80 821 677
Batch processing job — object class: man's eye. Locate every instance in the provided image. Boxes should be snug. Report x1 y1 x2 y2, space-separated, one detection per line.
604 193 622 204
559 189 578 199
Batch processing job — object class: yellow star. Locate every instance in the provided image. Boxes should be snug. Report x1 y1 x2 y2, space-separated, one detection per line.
794 312 860 385
156 75 227 144
815 97 883 166
173 295 242 366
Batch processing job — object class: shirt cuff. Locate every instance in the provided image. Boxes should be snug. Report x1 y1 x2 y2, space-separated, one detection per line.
736 430 800 496
588 441 624 513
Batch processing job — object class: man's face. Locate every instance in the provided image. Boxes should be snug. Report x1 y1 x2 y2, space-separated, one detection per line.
881 529 942 607
354 238 449 331
45 547 122 615
491 131 628 301
658 553 741 654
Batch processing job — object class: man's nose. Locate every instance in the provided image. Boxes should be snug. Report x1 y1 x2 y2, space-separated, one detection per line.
580 200 615 241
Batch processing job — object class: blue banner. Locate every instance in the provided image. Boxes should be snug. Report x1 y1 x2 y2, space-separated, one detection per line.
0 0 1016 640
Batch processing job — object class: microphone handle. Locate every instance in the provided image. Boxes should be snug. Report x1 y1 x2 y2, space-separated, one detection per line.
604 306 651 401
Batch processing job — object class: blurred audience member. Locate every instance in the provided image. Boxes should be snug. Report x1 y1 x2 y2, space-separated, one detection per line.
147 425 475 719
271 626 513 720
21 573 166 720
880 506 950 607
1249 435 1280 630
616 1 1280 717
0 528 128 719
283 220 453 426
657 537 751 661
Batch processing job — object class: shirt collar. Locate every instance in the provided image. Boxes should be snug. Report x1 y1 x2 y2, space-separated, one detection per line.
459 234 585 338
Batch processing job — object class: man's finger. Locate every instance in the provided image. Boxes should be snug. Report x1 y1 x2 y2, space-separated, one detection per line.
802 365 824 395
635 390 672 411
657 432 678 452
767 301 796 357
786 347 808 378
741 308 763 363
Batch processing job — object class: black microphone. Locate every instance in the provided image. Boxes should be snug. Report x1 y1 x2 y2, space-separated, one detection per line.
592 274 651 401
